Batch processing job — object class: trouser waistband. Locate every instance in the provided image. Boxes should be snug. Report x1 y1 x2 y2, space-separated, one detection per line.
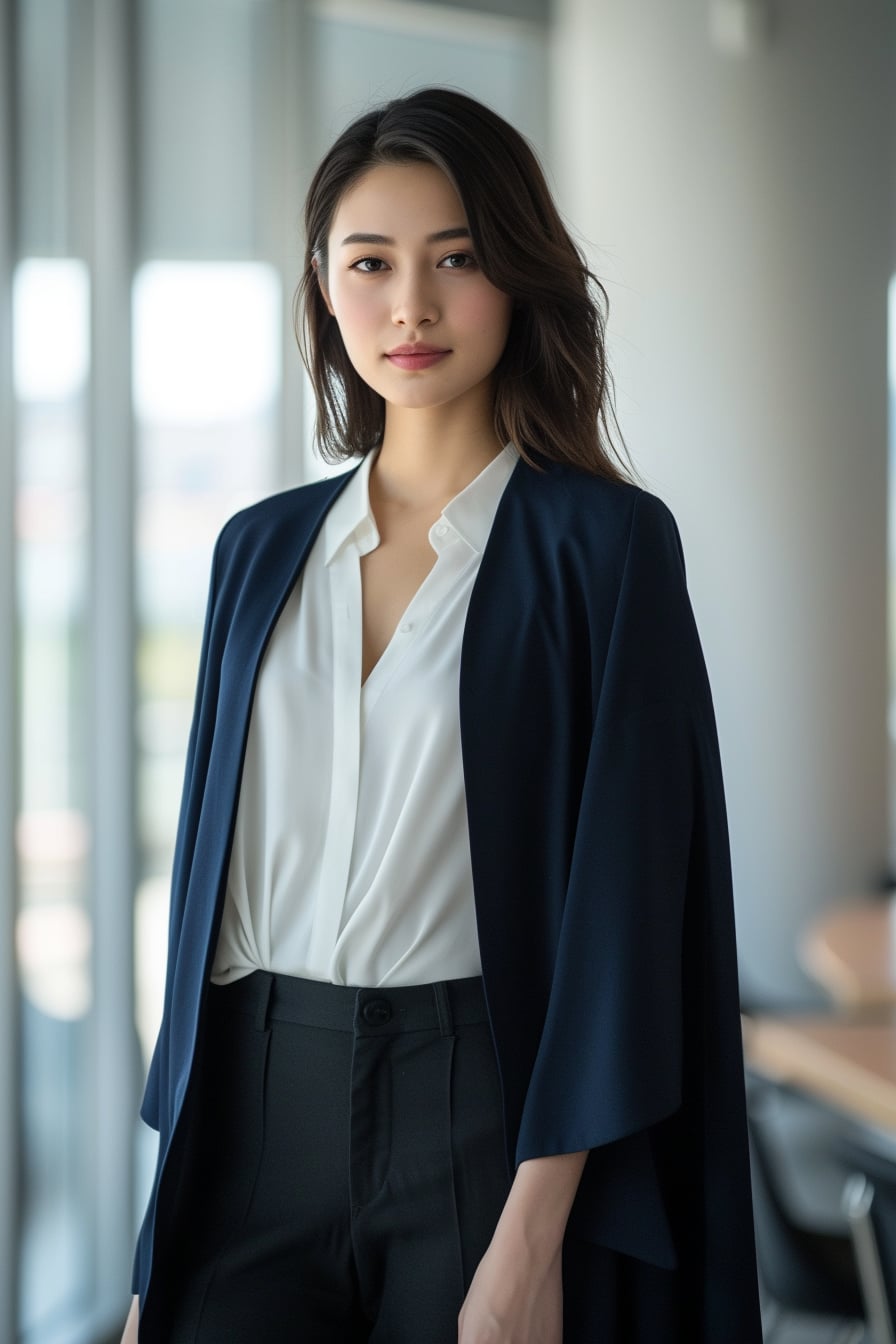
207 969 490 1036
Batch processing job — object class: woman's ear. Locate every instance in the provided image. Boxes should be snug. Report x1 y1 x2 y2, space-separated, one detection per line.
312 257 335 317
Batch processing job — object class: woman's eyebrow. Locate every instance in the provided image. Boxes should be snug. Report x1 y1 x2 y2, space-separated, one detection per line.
340 227 471 246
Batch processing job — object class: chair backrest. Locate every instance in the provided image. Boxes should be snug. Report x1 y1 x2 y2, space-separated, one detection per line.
745 1075 863 1318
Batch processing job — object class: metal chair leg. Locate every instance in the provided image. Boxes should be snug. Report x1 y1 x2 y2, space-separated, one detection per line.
842 1174 896 1344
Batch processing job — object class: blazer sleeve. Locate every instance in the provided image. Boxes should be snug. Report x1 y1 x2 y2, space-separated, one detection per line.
514 492 744 1273
138 525 226 1133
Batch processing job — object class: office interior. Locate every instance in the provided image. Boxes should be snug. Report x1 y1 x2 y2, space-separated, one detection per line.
0 0 893 1341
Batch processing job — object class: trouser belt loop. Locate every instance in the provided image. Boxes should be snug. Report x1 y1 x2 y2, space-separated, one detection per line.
433 981 454 1037
254 971 275 1032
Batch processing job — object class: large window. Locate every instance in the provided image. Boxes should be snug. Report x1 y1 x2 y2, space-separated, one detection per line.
0 3 548 1339
14 257 92 1341
132 260 281 1068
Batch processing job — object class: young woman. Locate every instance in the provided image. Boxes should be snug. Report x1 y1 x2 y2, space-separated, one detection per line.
122 88 761 1343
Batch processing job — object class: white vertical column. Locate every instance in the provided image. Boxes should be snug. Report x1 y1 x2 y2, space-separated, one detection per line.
88 0 139 1326
260 0 313 487
0 0 21 1337
280 0 314 487
550 0 892 999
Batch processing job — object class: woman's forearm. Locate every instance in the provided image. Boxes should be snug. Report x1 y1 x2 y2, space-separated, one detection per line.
495 1149 589 1256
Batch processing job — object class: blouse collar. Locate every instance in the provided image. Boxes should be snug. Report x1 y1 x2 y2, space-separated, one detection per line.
323 442 519 566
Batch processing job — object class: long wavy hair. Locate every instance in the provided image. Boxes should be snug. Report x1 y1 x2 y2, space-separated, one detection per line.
295 87 632 481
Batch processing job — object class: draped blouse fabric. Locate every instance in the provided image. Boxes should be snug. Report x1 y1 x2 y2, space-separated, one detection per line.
210 442 519 990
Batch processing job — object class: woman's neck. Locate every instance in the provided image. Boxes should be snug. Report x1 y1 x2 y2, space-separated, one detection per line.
373 400 505 511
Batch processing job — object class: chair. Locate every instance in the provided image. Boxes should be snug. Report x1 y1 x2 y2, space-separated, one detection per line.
745 1073 866 1340
839 1137 896 1344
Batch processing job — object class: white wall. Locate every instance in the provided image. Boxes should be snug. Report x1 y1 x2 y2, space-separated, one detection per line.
550 0 893 1000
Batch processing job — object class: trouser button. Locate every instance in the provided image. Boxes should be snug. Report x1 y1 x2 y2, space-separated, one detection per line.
361 997 392 1027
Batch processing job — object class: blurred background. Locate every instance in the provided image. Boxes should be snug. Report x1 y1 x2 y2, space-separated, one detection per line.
0 0 893 1341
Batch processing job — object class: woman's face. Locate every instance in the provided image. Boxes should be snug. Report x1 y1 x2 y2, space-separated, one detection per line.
318 161 513 415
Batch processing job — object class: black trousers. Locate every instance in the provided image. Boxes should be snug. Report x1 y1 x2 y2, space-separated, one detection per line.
162 970 513 1343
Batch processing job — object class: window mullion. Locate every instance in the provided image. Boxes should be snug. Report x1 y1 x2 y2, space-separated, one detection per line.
87 0 139 1330
266 0 312 487
0 0 21 1339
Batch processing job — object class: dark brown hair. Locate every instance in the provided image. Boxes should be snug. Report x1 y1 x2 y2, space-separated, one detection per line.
295 87 632 481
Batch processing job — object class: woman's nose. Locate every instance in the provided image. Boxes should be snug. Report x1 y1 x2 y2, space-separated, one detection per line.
391 271 439 328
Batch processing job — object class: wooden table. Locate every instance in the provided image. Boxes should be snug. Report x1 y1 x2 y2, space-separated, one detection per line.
800 899 896 1009
744 1014 896 1134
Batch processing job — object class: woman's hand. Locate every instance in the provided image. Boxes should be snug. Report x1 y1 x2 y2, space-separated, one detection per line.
457 1228 563 1343
120 1294 139 1344
457 1148 587 1342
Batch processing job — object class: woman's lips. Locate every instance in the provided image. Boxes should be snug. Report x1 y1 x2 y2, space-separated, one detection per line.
385 349 450 370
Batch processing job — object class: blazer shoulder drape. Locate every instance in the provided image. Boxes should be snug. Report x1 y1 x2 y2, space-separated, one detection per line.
132 452 762 1343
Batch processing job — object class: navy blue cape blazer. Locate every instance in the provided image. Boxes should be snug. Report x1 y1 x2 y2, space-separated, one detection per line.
132 451 761 1341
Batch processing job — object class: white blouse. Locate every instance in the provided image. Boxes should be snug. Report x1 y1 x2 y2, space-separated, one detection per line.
210 443 519 989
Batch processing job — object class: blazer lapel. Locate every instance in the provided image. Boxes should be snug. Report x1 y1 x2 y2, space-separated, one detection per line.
185 466 363 994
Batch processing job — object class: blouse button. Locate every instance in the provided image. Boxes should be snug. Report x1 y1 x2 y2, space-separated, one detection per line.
434 523 449 537
399 622 412 634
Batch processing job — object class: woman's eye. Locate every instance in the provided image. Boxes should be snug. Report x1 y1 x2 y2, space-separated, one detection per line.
350 257 388 273
440 252 476 270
